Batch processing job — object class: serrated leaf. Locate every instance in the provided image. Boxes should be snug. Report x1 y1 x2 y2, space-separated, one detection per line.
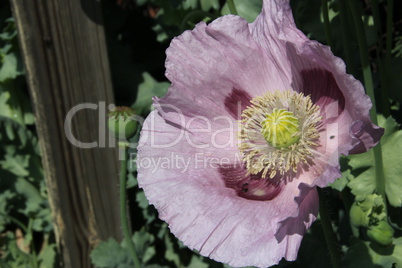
0 231 32 267
187 255 209 268
131 228 155 258
0 80 35 125
347 116 402 207
32 207 53 233
132 227 156 264
0 154 30 177
164 233 181 267
0 53 21 81
221 0 262 23
90 238 133 268
0 17 17 42
0 190 16 232
132 72 169 115
136 190 156 224
343 237 402 267
331 157 353 191
328 173 349 191
38 243 56 268
14 177 43 215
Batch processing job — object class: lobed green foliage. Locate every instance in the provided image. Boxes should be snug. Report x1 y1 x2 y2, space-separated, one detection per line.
2 0 402 267
0 3 57 267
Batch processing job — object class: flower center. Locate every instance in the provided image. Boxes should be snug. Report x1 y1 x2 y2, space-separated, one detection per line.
238 91 322 179
261 108 301 149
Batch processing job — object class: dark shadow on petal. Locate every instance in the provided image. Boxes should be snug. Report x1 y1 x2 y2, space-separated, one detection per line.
224 88 252 119
299 69 345 123
219 163 283 201
275 184 319 243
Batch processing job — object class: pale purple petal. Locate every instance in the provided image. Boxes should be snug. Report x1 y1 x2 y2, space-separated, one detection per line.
138 111 318 267
248 0 382 187
137 0 383 267
251 0 382 156
275 184 319 243
164 15 292 120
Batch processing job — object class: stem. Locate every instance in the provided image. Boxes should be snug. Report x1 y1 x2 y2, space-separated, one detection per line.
371 0 384 52
385 0 394 67
349 0 386 203
27 219 39 268
119 144 141 268
318 188 342 268
322 0 333 47
338 0 354 74
385 0 393 70
372 0 390 116
384 0 394 114
227 0 238 15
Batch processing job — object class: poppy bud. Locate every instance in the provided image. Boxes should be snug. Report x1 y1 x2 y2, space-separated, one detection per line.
108 106 137 141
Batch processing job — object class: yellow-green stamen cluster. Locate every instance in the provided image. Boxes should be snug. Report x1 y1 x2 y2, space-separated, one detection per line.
261 108 301 149
239 90 322 179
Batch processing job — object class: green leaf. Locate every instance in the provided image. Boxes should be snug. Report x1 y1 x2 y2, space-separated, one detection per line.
0 231 33 267
0 17 17 42
187 256 209 268
32 206 53 233
90 238 133 268
136 190 156 224
343 237 402 267
329 171 350 191
14 177 44 215
0 154 30 177
0 53 22 81
132 72 169 115
38 242 57 268
164 233 181 267
131 228 155 262
182 0 198 10
200 0 219 11
0 190 16 232
347 116 402 207
0 82 35 126
221 0 262 22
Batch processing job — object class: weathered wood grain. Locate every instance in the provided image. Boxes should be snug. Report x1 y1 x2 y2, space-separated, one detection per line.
10 0 123 266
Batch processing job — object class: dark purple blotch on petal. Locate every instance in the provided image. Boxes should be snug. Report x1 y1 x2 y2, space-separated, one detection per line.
300 69 345 120
219 164 283 201
224 88 252 119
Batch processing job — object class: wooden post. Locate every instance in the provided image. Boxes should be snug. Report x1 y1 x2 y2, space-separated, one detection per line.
9 0 123 267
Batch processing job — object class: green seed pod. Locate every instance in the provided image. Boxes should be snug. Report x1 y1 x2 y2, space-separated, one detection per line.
350 202 369 228
367 221 394 246
108 106 137 141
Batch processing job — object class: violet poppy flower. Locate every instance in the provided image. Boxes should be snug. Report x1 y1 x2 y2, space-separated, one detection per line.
137 0 383 267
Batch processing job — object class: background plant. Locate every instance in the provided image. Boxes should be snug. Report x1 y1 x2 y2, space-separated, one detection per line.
1 0 402 267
